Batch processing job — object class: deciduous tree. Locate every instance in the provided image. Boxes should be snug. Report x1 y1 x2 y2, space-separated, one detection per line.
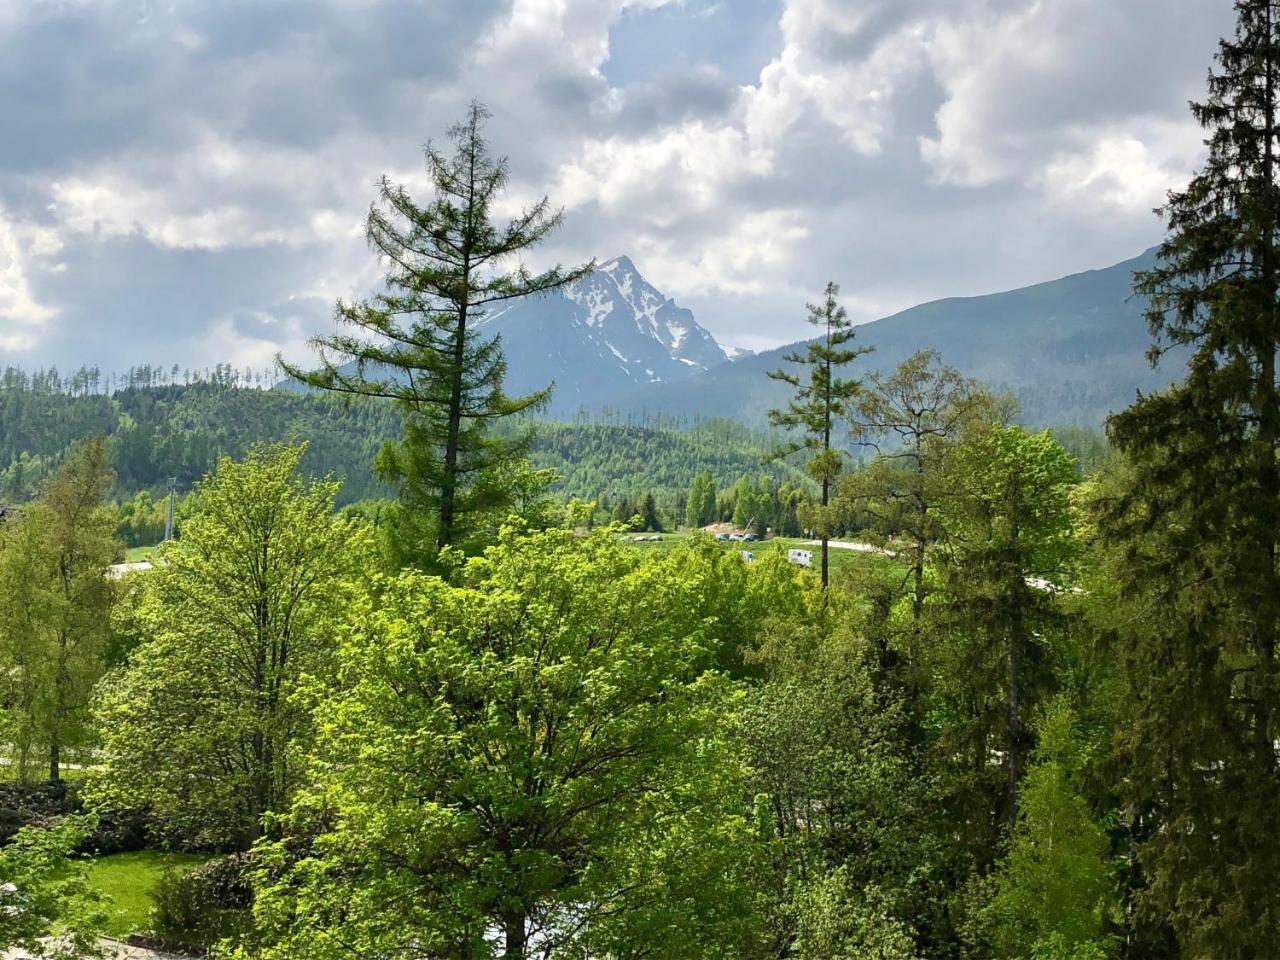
245 529 760 959
843 351 995 632
91 445 369 848
0 439 118 781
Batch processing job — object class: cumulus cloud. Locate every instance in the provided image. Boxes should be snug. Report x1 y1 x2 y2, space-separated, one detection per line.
0 212 60 351
0 0 1242 371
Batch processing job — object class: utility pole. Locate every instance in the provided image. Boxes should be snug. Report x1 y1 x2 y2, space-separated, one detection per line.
164 477 177 542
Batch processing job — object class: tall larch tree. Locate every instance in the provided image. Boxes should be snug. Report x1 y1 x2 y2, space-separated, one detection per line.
768 282 872 588
1104 2 1280 953
843 350 993 634
283 102 590 564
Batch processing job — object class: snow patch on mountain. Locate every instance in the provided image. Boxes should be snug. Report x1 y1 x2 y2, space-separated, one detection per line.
472 256 732 414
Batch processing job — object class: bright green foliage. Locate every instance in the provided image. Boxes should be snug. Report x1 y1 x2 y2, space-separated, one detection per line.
91 445 370 849
685 469 717 527
0 439 118 780
930 425 1078 846
245 529 761 959
974 701 1118 960
769 282 872 586
743 600 938 959
1099 2 1280 954
0 816 106 959
115 490 172 548
283 103 589 562
842 351 995 633
789 868 920 960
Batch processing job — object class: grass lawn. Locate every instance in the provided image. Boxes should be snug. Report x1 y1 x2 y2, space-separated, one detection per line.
124 545 158 562
85 851 215 939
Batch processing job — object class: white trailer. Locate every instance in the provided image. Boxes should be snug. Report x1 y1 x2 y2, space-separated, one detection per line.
788 549 813 568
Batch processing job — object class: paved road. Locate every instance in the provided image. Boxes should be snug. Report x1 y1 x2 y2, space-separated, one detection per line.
803 539 894 556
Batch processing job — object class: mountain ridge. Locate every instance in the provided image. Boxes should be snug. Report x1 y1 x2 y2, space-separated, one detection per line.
611 247 1180 428
305 248 1180 428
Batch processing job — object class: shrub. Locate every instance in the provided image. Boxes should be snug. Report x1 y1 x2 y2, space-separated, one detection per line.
0 781 78 843
149 854 252 950
0 781 155 856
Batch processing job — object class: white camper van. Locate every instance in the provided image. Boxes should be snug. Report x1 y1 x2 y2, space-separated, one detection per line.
788 549 813 568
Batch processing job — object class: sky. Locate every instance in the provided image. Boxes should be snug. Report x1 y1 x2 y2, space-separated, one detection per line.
0 0 1236 371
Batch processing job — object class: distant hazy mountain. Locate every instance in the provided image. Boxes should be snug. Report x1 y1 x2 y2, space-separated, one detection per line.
308 249 1177 428
612 248 1184 428
478 256 728 414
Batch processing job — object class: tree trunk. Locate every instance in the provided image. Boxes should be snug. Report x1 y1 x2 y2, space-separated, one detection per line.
49 737 60 783
821 376 832 590
912 434 927 629
1254 0 1279 775
438 296 468 552
502 910 527 960
1006 574 1025 828
821 473 830 591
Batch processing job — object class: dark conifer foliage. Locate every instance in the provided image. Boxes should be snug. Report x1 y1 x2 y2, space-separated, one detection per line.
768 282 872 587
283 102 590 561
1107 1 1280 952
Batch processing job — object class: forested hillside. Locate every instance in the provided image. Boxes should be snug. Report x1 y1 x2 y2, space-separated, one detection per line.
0 371 807 533
0 369 397 505
528 419 804 500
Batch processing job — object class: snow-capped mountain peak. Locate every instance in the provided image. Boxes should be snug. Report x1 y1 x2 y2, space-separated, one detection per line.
474 256 731 414
564 256 722 371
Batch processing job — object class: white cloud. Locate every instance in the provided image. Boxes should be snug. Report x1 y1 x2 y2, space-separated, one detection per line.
0 212 59 351
635 207 812 297
203 310 312 373
744 0 937 155
478 0 681 81
0 0 1241 366
919 0 1226 190
1039 121 1206 215
49 127 376 253
555 120 772 223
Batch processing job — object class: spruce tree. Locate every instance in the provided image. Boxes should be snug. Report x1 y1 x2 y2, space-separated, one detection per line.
641 492 661 533
768 282 872 587
283 103 589 561
1105 2 1280 952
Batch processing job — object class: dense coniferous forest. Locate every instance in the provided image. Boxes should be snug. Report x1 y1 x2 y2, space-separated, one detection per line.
1 7 1279 960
